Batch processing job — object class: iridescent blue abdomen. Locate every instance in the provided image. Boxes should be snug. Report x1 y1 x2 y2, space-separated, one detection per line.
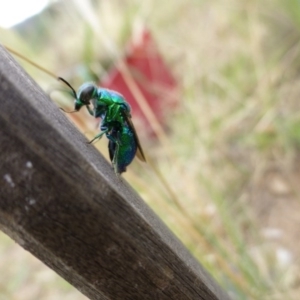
108 125 137 174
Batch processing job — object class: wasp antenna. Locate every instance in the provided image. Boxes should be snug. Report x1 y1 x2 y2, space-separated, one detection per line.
59 107 77 113
58 77 77 99
5 46 58 79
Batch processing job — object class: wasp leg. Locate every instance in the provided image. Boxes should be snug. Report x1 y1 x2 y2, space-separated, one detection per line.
85 105 94 116
88 129 108 144
106 132 121 174
111 142 120 174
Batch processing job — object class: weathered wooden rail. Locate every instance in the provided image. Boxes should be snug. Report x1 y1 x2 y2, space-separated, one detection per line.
0 45 231 300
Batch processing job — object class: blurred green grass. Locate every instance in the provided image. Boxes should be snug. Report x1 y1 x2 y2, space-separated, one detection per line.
2 0 300 299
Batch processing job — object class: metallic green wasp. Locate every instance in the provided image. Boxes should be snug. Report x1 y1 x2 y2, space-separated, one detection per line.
59 78 146 174
5 46 146 174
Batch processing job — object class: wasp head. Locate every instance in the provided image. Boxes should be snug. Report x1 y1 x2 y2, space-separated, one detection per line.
74 83 97 111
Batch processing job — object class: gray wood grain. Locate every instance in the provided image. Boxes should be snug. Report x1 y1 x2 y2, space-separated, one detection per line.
0 45 231 300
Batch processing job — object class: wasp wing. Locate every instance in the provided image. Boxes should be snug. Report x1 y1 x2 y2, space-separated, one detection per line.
124 115 146 162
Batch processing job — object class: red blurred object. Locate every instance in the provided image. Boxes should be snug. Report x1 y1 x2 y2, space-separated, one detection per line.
100 27 178 138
